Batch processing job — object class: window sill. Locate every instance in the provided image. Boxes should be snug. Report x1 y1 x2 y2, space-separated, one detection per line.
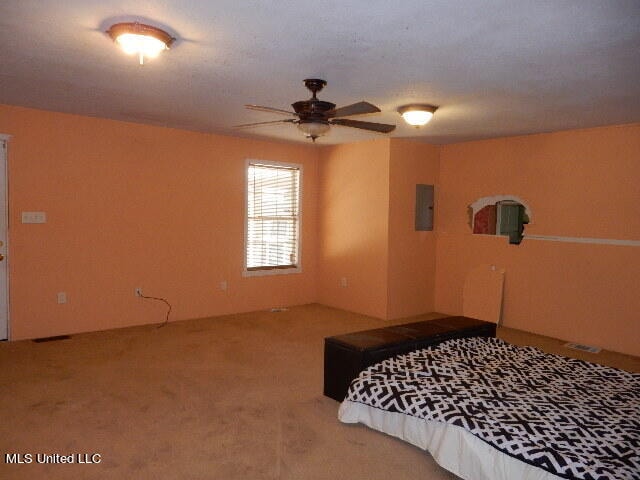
242 266 302 277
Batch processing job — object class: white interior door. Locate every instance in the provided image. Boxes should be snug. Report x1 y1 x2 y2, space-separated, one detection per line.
0 138 8 340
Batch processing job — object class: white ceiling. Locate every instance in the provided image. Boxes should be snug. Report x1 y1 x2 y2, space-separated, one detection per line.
1 1 639 145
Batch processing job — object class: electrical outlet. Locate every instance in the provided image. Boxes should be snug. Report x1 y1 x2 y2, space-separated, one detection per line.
219 280 228 291
135 288 143 297
57 292 67 304
340 277 348 288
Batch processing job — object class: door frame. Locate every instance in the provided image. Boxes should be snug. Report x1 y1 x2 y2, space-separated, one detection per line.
0 133 10 340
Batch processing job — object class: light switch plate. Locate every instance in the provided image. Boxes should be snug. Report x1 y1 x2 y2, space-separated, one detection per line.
22 211 46 223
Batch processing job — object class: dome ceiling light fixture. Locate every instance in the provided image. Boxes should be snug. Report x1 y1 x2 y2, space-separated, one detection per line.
398 104 439 127
107 22 175 65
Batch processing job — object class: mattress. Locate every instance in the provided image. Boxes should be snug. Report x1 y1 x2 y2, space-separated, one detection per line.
340 399 562 480
338 337 640 480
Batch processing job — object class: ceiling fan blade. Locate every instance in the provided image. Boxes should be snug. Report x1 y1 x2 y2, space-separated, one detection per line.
330 118 396 133
233 119 296 128
245 104 296 116
327 101 381 118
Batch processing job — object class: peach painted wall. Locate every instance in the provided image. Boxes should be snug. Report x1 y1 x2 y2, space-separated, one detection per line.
3 103 637 356
435 124 640 356
0 104 319 340
317 139 390 318
387 139 439 319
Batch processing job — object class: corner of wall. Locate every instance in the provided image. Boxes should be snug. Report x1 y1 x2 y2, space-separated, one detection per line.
316 138 391 319
385 138 441 319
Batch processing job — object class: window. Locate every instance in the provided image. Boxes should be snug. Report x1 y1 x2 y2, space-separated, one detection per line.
245 160 301 275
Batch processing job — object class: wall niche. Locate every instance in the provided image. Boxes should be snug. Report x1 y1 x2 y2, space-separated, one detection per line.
468 195 531 245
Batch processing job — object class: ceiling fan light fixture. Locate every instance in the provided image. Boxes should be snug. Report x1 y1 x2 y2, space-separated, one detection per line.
237 79 395 142
107 22 175 65
398 104 438 127
297 121 330 139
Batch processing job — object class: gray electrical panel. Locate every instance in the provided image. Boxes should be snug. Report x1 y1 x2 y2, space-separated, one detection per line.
415 184 434 231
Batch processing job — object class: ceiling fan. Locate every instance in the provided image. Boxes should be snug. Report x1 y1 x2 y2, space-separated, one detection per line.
235 79 396 142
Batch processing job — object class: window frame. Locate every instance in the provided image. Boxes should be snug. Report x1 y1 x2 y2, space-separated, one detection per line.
243 159 303 277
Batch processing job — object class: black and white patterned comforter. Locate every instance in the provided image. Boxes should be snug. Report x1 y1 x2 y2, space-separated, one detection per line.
345 337 640 480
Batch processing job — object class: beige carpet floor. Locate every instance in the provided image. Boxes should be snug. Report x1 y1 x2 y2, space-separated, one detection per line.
0 304 637 479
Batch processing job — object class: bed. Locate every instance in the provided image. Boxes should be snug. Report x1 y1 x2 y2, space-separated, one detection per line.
338 337 640 480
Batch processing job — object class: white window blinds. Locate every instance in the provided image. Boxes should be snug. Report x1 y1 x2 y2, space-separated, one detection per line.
246 162 300 271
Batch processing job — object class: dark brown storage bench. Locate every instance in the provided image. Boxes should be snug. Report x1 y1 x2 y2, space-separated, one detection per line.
323 316 496 402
